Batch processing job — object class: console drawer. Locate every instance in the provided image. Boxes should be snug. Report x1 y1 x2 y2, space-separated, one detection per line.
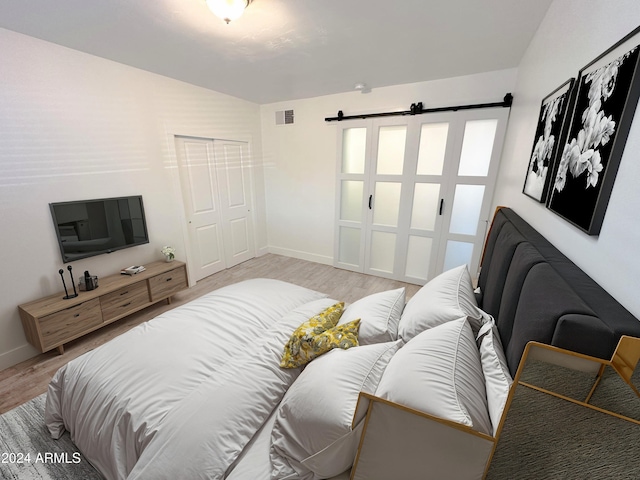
39 298 103 350
100 282 149 322
149 266 187 301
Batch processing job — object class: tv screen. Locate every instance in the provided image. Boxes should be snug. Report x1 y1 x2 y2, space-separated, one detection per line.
50 196 149 263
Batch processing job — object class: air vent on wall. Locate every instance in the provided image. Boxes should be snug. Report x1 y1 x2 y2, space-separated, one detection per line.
275 109 294 125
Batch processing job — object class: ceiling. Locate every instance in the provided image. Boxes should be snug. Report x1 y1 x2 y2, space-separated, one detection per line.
0 0 553 104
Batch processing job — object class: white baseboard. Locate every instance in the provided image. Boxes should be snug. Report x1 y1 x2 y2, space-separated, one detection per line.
267 246 333 266
0 343 38 372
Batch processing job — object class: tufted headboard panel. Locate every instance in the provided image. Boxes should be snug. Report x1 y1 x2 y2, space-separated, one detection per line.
478 207 640 375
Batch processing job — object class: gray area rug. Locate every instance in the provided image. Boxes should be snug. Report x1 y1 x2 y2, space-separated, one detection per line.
1 361 639 479
0 394 102 480
487 360 640 479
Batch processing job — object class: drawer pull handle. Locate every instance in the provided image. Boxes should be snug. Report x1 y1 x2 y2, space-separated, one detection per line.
74 313 80 318
166 277 172 282
122 302 131 307
120 291 129 296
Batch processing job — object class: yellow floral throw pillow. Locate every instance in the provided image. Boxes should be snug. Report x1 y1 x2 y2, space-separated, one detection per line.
280 303 361 368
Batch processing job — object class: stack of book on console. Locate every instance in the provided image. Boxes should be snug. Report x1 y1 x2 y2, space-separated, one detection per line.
121 265 146 275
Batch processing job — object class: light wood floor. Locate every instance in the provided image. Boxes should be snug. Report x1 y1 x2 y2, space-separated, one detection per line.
0 254 421 414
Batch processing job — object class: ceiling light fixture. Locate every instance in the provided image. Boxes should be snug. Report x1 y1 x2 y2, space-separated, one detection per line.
206 0 254 24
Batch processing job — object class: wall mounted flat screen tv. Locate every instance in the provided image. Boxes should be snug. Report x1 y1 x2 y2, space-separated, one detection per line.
50 196 149 263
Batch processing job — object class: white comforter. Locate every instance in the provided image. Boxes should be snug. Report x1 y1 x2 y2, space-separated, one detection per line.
45 278 331 480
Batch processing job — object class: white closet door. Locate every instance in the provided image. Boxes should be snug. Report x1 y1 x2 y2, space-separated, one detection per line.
213 139 256 268
176 136 256 281
175 136 227 281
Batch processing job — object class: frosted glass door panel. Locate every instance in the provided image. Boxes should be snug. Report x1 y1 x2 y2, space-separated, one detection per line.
458 119 498 176
339 226 361 266
449 185 485 235
411 183 440 231
376 126 406 175
342 128 367 174
405 236 433 281
416 123 449 175
340 180 363 222
373 182 401 227
370 231 396 273
443 241 474 272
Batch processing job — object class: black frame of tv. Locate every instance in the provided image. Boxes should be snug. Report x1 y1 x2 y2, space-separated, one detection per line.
50 195 150 263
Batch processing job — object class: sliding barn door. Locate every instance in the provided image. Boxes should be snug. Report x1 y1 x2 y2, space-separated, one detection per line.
334 107 508 284
175 136 255 282
433 108 509 276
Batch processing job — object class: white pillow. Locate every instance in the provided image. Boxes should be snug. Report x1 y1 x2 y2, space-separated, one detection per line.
477 320 513 436
338 288 405 345
376 317 492 436
270 341 402 480
398 264 485 342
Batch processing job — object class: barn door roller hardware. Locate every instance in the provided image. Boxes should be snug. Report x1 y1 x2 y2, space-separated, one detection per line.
325 93 513 122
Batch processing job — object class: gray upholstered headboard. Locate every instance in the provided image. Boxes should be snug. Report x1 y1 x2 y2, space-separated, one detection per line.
477 207 640 375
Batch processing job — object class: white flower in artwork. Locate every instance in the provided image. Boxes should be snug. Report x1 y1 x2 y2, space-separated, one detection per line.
530 135 553 175
581 102 616 150
554 143 571 192
569 145 595 178
599 116 616 146
525 95 563 198
586 150 603 188
586 60 620 104
592 112 616 147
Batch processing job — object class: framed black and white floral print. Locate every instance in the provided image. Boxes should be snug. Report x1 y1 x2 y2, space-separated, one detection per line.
523 78 575 202
547 26 640 235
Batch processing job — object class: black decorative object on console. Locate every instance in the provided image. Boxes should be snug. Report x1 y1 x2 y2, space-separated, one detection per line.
80 270 98 291
59 267 78 300
67 265 78 297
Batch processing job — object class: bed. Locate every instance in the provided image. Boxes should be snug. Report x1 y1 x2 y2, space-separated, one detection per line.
44 207 640 480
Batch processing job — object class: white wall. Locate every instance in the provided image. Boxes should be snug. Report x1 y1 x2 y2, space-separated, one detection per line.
493 0 640 318
0 28 266 370
260 69 518 264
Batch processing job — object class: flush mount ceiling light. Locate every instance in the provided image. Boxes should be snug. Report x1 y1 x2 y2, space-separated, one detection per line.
206 0 254 24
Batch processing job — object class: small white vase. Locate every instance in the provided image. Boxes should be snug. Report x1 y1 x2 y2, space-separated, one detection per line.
164 256 174 263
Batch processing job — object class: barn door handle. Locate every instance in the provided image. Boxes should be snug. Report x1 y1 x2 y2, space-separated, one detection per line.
368 195 373 210
439 199 444 215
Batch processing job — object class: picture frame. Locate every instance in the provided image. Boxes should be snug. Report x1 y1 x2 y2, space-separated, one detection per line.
522 78 575 203
547 26 640 235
